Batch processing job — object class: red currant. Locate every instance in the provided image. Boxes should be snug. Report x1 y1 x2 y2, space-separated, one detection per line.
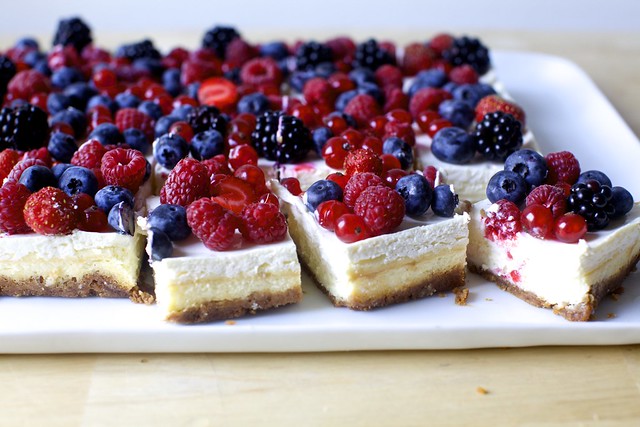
317 200 351 231
416 110 441 133
553 213 587 243
335 213 370 243
326 172 349 191
234 164 266 192
382 168 408 188
78 206 110 232
426 118 453 138
228 144 258 170
380 153 402 172
322 136 351 169
280 177 302 196
385 109 413 125
360 136 382 155
521 204 554 239
258 192 280 206
169 121 194 142
324 115 349 135
92 68 117 89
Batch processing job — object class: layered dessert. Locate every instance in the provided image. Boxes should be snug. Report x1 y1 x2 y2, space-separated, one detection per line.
467 149 639 320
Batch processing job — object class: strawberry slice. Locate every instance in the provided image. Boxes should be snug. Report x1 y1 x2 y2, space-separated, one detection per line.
197 77 238 111
475 95 526 127
210 175 256 214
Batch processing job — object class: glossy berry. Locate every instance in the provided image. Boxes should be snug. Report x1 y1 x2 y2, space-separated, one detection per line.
321 136 352 169
107 201 136 235
567 180 615 231
610 186 634 218
431 127 475 165
210 175 257 214
335 213 370 243
101 148 147 193
148 204 191 241
240 202 287 243
148 227 173 261
0 182 32 234
312 126 333 155
545 151 580 185
431 184 459 217
187 105 228 136
94 185 134 213
521 204 554 239
504 149 548 189
76 204 109 233
483 199 522 242
281 177 303 196
473 112 523 161
316 200 351 232
295 41 333 71
438 99 474 128
123 128 150 154
304 179 343 212
23 187 78 235
395 174 432 216
576 170 612 188
190 130 225 160
344 148 383 177
153 133 189 169
160 157 210 207
442 36 490 75
0 104 50 151
17 165 56 193
186 198 240 251
353 185 405 236
382 136 413 169
525 184 566 218
58 166 99 197
486 170 527 204
353 39 394 71
553 213 588 243
251 112 312 163
343 172 385 209
47 132 78 163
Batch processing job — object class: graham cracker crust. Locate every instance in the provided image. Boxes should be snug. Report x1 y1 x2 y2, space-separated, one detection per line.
469 251 640 321
305 264 466 310
165 287 303 324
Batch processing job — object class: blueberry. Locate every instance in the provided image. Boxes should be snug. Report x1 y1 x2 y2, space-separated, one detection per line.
15 37 39 51
115 92 140 109
356 82 384 105
185 83 200 100
95 185 134 213
504 149 548 188
162 68 182 97
190 130 225 160
452 83 496 108
577 170 612 188
148 204 191 241
313 62 335 79
154 115 180 137
148 227 173 261
50 107 87 139
170 104 194 121
22 50 44 67
64 82 97 110
432 185 459 217
260 41 289 60
133 57 164 78
395 174 432 216
138 100 164 120
486 170 527 204
86 94 117 114
289 69 317 92
58 166 99 197
304 179 343 212
438 99 474 128
408 69 448 97
33 60 52 77
18 165 56 192
52 163 73 181
48 132 78 163
51 66 84 89
611 186 634 218
312 126 333 155
123 128 150 154
349 67 377 86
237 92 270 116
46 93 72 115
153 133 189 169
108 201 136 235
89 123 124 146
335 89 358 111
383 137 414 169
431 127 475 165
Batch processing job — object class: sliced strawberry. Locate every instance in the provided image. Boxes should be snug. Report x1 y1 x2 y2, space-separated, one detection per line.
197 77 238 111
475 95 526 128
210 175 256 214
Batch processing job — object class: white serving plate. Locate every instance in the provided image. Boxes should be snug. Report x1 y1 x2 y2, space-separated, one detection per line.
2 51 640 353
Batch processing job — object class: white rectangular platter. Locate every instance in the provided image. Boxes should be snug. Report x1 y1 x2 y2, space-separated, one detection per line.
1 51 640 353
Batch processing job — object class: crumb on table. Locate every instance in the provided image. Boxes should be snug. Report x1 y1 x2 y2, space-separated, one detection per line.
476 386 489 395
454 287 469 306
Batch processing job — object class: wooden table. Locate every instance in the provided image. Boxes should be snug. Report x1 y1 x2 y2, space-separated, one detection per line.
1 31 640 426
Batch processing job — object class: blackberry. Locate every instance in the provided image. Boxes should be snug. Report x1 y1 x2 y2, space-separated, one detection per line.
202 25 240 59
0 55 17 98
443 36 491 75
295 41 333 71
115 39 161 61
251 111 311 163
473 112 523 161
186 105 229 136
52 17 93 52
567 180 616 231
0 104 50 151
353 39 395 71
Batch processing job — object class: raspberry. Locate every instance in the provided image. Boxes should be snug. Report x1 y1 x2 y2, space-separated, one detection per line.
475 95 526 127
325 36 356 61
353 185 405 236
343 94 382 128
71 139 108 169
160 157 210 207
5 158 46 183
343 172 385 209
525 184 567 219
382 87 409 113
483 199 522 241
545 151 580 185
375 64 403 89
202 155 232 177
240 57 283 87
429 34 454 56
180 58 221 86
401 43 434 76
302 77 336 106
186 198 240 251
114 108 155 143
224 38 259 69
100 148 147 193
344 148 383 177
449 64 479 85
409 87 452 119
240 202 287 243
0 148 21 182
6 69 52 101
0 181 31 234
22 147 52 167
23 187 78 235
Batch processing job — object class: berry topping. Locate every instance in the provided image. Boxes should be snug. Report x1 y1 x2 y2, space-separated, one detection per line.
473 112 523 161
431 184 459 217
431 127 475 165
545 151 580 185
611 187 634 218
17 165 56 193
521 204 554 239
442 36 490 75
77 205 110 233
304 179 344 212
148 204 191 241
53 17 93 52
186 198 240 251
0 148 21 182
7 70 52 103
115 39 161 61
23 187 78 235
148 228 173 261
486 170 527 204
240 57 283 87
94 185 134 213
401 43 434 76
343 172 385 209
0 104 50 151
202 25 240 59
525 184 567 218
395 173 432 217
71 139 108 169
504 149 548 189
101 148 147 193
382 136 414 169
281 177 303 196
153 133 189 170
343 94 382 128
475 95 526 127
335 213 370 243
48 132 78 163
197 77 238 110
353 39 395 71
344 148 383 177
190 130 225 160
567 180 615 231
553 213 588 243
210 175 257 214
186 105 228 136
240 202 288 244
160 157 210 207
295 41 333 71
251 112 312 164
408 87 452 119
576 170 612 188
316 200 351 232
114 108 155 143
353 185 405 236
483 199 522 242
58 166 99 197
107 201 136 235
0 182 32 234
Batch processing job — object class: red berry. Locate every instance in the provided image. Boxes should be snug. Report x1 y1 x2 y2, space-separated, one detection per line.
325 172 349 191
383 121 415 146
321 136 352 169
521 204 554 239
340 129 365 149
0 182 31 234
234 164 267 195
545 151 580 185
360 136 383 155
160 157 210 207
101 148 147 193
259 192 279 206
429 34 454 55
343 94 382 128
5 158 47 183
210 175 257 214
228 144 258 170
23 187 78 235
0 149 22 182
186 198 240 251
197 77 238 111
168 121 194 143
416 110 442 133
317 200 352 232
382 87 409 113
401 43 434 76
475 95 526 127
240 57 283 87
280 177 303 196
115 108 155 142
202 155 232 177
385 109 413 125
553 213 587 243
422 165 441 189
303 77 336 106
224 38 259 69
374 64 403 89
327 72 356 94
343 148 383 177
382 168 408 188
71 139 108 169
335 213 370 243
409 87 452 119
426 118 453 138
525 184 567 218
92 68 117 89
483 199 522 242
240 202 287 243
77 205 110 232
7 69 52 101
353 185 405 236
380 153 402 172
180 58 221 86
448 64 479 85
343 172 385 209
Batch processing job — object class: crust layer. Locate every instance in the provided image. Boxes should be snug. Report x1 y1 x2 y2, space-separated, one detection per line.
0 274 134 299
